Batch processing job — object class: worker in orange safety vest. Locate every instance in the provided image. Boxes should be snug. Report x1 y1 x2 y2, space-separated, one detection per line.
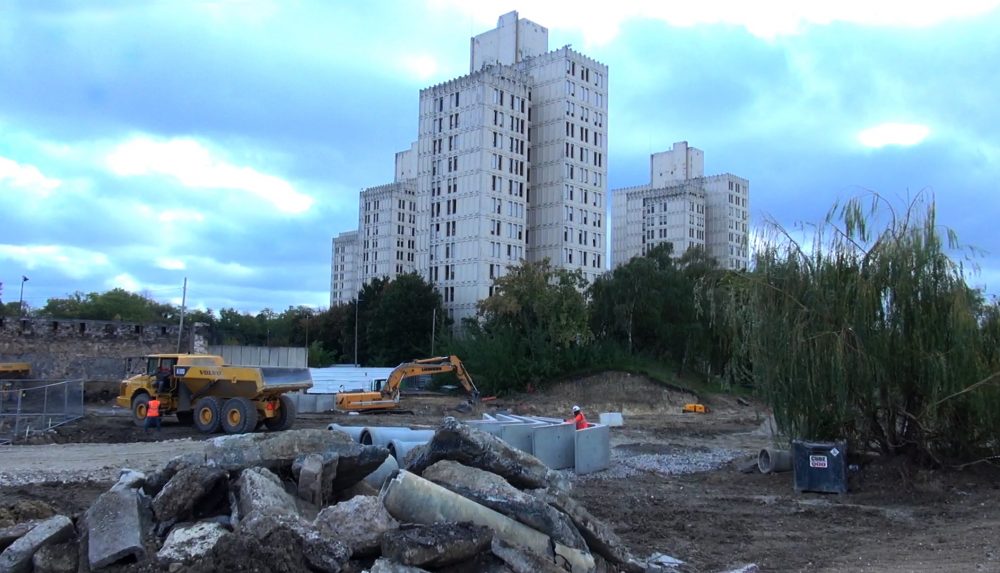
144 397 162 434
568 405 588 430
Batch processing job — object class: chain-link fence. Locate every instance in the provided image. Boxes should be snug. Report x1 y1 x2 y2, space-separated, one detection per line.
0 379 84 444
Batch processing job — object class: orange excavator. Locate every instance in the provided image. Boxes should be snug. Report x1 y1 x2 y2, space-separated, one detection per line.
335 355 479 412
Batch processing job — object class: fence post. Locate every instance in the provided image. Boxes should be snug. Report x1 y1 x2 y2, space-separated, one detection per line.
43 384 49 419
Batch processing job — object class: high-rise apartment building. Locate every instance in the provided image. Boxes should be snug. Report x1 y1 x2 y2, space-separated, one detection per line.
330 230 359 307
611 142 750 270
331 11 609 323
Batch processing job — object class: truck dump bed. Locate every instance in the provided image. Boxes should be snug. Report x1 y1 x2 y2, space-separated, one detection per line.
259 367 313 391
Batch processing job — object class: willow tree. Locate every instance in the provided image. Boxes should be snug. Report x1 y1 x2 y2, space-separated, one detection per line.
720 193 1000 465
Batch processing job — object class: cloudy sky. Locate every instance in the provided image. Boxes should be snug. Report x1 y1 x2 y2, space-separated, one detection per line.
2 0 998 314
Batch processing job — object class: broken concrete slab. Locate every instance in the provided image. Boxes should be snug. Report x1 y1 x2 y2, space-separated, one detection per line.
31 541 78 573
314 496 398 557
422 460 586 550
297 453 325 506
645 552 686 572
152 465 228 527
143 452 204 497
489 537 567 573
405 418 569 492
533 488 641 573
368 558 431 573
237 467 298 520
237 512 350 573
157 522 228 563
380 523 492 569
0 515 74 573
86 488 149 569
0 521 37 553
716 565 759 573
111 469 146 493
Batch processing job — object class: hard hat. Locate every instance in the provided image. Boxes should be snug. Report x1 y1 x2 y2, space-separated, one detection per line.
572 405 580 413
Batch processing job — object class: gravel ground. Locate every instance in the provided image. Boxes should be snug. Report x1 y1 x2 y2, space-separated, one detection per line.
579 445 747 481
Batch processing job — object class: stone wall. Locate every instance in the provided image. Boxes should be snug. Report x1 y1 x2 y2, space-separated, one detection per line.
0 317 207 381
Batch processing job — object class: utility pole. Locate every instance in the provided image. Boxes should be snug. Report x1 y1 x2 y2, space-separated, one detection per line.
18 276 28 317
176 277 187 353
431 307 436 356
353 296 360 366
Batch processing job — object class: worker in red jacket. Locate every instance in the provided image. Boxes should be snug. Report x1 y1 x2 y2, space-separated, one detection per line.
144 397 162 434
569 405 588 430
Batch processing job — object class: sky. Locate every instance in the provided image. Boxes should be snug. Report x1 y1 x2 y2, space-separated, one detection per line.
1 0 998 314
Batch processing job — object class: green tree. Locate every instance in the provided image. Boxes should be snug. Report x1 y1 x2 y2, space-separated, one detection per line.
365 273 444 365
716 194 1000 465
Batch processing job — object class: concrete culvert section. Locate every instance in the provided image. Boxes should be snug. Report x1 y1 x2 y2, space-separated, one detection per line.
758 448 792 474
359 427 434 447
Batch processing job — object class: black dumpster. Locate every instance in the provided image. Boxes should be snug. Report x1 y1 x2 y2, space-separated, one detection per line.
792 439 848 494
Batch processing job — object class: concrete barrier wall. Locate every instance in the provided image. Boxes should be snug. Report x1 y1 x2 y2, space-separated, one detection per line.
531 422 576 470
500 423 538 454
575 424 611 474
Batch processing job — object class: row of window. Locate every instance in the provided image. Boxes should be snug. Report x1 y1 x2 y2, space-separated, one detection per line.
564 163 603 187
564 142 604 168
563 184 602 208
565 80 603 107
492 88 528 113
563 227 602 248
566 60 604 89
433 92 461 113
564 206 603 228
565 122 603 147
562 248 602 268
564 102 604 126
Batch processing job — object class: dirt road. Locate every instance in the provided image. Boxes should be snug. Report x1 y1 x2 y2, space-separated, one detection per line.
0 439 206 486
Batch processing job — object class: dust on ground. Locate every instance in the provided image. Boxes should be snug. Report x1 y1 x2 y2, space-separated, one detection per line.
2 371 999 572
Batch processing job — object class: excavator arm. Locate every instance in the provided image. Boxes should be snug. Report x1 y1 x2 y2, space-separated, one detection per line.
381 355 479 400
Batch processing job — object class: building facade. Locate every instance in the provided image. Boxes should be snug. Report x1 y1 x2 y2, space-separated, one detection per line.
611 142 749 270
331 11 609 323
330 230 359 307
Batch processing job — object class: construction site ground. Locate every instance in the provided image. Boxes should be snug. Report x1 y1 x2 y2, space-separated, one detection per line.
2 372 998 572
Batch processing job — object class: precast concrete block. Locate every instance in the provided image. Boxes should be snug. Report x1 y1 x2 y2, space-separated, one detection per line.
499 423 537 455
86 489 147 569
315 394 335 412
463 421 504 437
297 393 318 413
530 422 576 470
574 424 610 475
598 412 624 427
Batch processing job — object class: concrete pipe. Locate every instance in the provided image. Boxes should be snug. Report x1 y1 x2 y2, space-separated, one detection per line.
380 470 595 573
327 424 366 442
360 427 435 447
387 440 426 461
758 448 792 474
362 455 400 489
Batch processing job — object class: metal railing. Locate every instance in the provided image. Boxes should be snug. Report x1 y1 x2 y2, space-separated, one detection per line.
0 379 85 444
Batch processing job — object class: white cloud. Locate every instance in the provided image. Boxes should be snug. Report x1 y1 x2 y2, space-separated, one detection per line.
108 273 141 292
431 0 1000 42
858 123 931 148
157 209 206 223
400 54 440 80
105 136 314 214
157 258 186 271
0 244 111 279
0 156 61 197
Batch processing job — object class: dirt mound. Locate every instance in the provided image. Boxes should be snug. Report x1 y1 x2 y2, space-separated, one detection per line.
512 371 698 416
0 499 55 528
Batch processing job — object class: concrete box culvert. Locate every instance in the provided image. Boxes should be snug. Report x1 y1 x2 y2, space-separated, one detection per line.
359 427 435 447
758 448 792 474
387 440 426 461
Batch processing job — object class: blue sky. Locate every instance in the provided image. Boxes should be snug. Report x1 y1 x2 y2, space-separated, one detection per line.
1 1 998 313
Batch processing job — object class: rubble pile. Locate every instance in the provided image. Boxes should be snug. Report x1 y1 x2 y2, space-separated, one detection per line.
0 420 651 573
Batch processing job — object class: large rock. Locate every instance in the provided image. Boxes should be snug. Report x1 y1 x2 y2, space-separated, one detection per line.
205 429 388 490
143 452 204 497
157 522 228 563
110 469 146 493
423 461 586 550
152 465 228 526
238 512 350 573
31 541 78 573
86 488 149 569
489 537 567 573
406 418 569 491
380 523 492 569
297 453 326 506
314 496 398 557
369 558 431 573
0 515 74 573
237 467 298 520
0 522 37 553
533 488 642 573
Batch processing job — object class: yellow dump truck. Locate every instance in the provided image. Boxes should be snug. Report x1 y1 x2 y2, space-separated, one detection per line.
116 354 312 434
0 362 31 379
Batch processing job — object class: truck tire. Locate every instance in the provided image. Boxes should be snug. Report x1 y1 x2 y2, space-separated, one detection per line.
221 397 258 434
131 394 151 427
176 411 194 425
193 397 223 433
264 395 296 432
